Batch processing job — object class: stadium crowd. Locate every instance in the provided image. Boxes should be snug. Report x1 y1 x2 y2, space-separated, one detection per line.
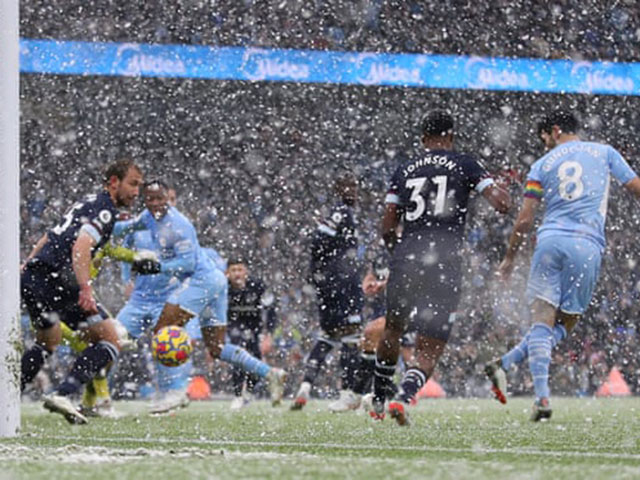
19 0 640 400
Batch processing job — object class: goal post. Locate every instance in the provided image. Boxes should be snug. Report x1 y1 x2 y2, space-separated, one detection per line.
0 0 21 437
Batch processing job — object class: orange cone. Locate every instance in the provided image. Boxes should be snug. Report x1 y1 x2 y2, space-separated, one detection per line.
187 375 211 400
416 378 446 399
596 367 631 397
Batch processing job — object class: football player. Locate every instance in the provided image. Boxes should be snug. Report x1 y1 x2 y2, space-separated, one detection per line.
488 110 640 421
116 179 287 412
21 159 143 424
373 111 510 425
291 172 365 411
226 257 278 410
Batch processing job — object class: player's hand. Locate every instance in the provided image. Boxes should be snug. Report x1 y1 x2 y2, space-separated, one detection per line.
78 284 99 314
132 258 162 275
497 257 515 281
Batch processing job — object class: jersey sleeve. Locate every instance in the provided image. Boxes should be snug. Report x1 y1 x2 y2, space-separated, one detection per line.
79 203 116 244
385 166 404 205
608 146 638 184
523 160 544 200
465 156 495 193
317 205 346 237
112 210 150 238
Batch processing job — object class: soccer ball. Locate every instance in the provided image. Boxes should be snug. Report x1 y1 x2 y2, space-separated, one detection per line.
152 326 193 367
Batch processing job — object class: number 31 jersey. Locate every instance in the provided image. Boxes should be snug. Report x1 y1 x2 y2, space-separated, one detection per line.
36 190 120 271
524 141 637 249
385 149 494 248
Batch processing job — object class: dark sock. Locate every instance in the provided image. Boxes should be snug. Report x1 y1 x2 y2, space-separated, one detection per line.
373 358 397 402
21 344 51 392
339 343 361 391
57 341 118 396
353 351 376 395
232 367 244 397
302 338 334 384
398 367 428 404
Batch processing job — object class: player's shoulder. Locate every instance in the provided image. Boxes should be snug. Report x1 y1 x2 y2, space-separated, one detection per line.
326 202 351 223
82 191 117 224
167 207 196 230
248 277 265 292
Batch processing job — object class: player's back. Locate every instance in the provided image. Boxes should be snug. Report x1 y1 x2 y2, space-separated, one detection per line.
387 149 491 250
529 140 635 247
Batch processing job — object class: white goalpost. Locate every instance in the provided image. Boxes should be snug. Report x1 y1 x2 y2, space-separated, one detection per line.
0 0 21 437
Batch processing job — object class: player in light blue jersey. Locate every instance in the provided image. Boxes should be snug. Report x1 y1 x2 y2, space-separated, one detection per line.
116 180 286 412
486 111 640 421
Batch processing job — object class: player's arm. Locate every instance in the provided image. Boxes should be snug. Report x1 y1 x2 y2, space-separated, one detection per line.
481 183 511 213
623 176 640 199
160 237 196 276
498 197 540 280
72 230 99 314
112 213 148 238
22 233 48 270
382 203 402 252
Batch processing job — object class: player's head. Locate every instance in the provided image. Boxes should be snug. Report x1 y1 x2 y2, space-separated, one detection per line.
143 179 170 219
226 257 249 289
537 111 578 150
421 110 454 148
103 158 143 208
335 171 358 206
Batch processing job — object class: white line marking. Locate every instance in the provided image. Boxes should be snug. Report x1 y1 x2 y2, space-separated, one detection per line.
44 435 640 462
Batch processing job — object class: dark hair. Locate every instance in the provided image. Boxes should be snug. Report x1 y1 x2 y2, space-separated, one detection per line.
103 158 141 185
421 110 454 137
537 111 578 136
143 179 169 191
227 256 248 267
334 170 358 190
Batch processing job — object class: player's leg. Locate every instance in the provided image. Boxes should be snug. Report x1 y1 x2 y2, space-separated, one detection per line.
227 328 249 407
329 326 365 413
351 316 385 397
290 288 340 410
20 267 63 392
45 307 120 424
529 237 601 422
291 335 336 410
487 239 563 405
201 271 286 406
154 303 194 332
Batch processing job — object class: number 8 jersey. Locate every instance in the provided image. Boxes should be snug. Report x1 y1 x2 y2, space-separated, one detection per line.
385 149 494 248
524 140 636 249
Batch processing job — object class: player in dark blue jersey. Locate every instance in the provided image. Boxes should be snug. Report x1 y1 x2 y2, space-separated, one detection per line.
226 257 278 410
372 111 511 425
20 159 144 424
291 172 365 410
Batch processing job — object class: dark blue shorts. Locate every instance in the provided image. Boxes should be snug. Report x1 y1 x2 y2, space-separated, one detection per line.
21 261 108 330
315 276 364 335
386 241 462 342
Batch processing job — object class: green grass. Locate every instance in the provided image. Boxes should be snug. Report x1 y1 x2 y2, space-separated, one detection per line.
1 397 639 479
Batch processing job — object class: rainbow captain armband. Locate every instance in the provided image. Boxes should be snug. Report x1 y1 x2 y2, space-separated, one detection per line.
524 180 544 200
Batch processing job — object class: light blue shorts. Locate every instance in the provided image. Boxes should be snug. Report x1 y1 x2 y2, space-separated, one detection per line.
167 269 228 329
526 235 602 315
117 300 165 339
